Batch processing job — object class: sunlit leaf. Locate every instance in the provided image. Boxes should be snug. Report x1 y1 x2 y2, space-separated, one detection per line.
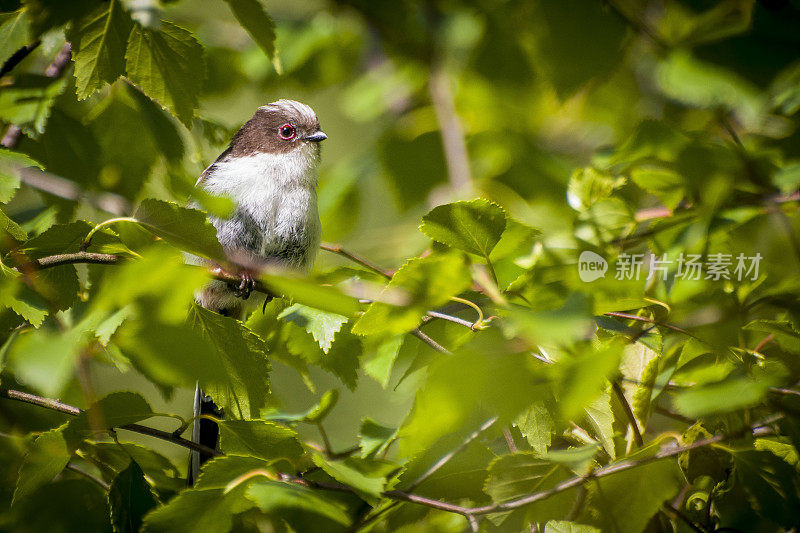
125 21 205 127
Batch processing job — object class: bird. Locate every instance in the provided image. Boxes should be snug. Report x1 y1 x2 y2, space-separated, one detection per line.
187 99 327 484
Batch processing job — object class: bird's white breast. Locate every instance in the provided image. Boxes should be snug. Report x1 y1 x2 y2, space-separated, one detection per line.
199 147 321 269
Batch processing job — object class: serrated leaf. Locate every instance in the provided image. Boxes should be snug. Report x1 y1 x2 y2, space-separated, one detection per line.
673 376 774 418
544 521 600 533
260 274 361 317
0 10 30 66
67 392 154 437
484 453 576 524
590 458 682 533
584 391 615 460
312 454 397 504
12 428 71 505
279 303 347 353
109 460 158 533
71 0 133 99
516 402 553 455
142 485 253 533
125 21 205 127
726 450 800 525
399 329 538 457
188 304 271 418
0 207 26 241
246 480 351 531
0 149 41 203
420 198 507 257
0 74 66 134
217 420 303 464
133 199 223 260
352 253 471 337
223 0 276 59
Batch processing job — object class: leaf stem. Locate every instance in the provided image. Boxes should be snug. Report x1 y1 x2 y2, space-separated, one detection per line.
80 217 140 251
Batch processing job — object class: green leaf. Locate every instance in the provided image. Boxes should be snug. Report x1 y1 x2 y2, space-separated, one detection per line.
484 453 576 524
584 391 616 460
223 0 276 59
246 480 351 531
12 428 71 505
725 450 800 525
0 149 42 203
217 420 304 465
619 342 660 438
109 460 158 533
260 274 361 318
352 253 472 337
71 0 133 99
188 304 271 418
515 402 553 455
420 198 507 257
0 9 29 67
6 326 83 395
399 329 538 457
312 454 397 504
67 392 154 436
544 521 600 533
279 303 347 353
0 207 26 241
359 418 397 458
125 21 205 127
566 167 626 211
0 74 66 134
673 376 774 418
142 485 253 533
589 458 682 533
133 199 224 260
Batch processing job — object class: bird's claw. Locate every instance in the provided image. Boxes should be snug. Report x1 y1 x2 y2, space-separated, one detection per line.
233 272 255 300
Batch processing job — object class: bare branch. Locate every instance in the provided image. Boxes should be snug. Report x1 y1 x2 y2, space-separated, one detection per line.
320 242 392 279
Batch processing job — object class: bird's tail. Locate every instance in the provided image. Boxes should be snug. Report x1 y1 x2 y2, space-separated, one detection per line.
187 383 223 485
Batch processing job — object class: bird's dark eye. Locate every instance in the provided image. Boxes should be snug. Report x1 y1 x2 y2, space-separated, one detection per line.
278 123 296 140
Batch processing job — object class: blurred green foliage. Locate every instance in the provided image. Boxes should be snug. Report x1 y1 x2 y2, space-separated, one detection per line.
2 0 800 531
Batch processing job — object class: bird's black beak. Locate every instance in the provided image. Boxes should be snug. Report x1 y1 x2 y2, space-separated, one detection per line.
304 131 327 142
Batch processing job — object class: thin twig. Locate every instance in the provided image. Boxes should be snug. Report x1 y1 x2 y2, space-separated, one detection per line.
272 414 781 521
663 503 707 533
320 242 392 279
410 328 452 355
65 463 111 491
0 388 219 457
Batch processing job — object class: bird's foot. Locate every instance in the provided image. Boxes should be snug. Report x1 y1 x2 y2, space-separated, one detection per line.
233 271 255 300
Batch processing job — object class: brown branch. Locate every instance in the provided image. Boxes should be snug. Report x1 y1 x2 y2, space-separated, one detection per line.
271 415 781 523
410 328 452 355
320 242 392 279
0 388 220 457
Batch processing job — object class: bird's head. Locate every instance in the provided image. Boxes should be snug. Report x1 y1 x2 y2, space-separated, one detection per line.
230 99 326 158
